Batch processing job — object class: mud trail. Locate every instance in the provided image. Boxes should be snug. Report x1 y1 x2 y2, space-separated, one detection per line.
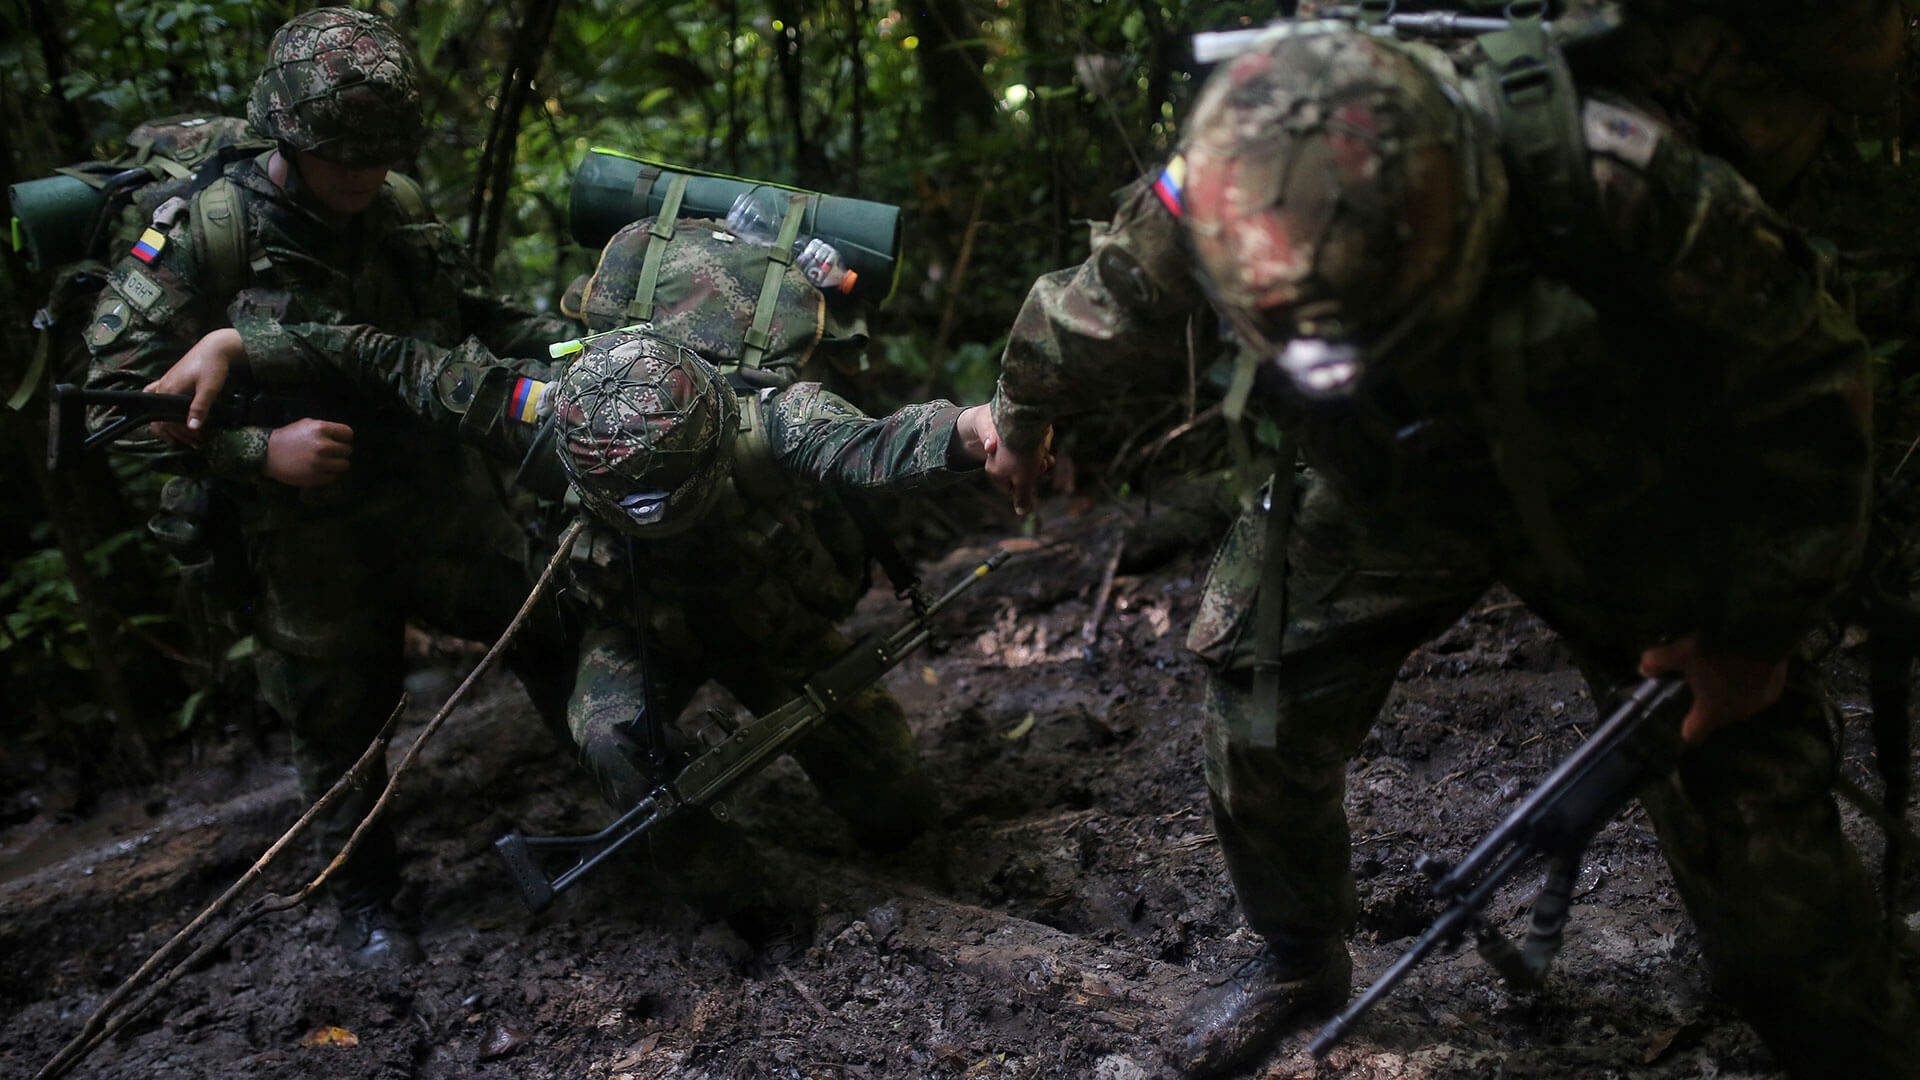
1 492 1895 1080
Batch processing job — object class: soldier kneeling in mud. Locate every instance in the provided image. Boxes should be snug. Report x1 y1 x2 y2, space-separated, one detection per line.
144 242 1033 950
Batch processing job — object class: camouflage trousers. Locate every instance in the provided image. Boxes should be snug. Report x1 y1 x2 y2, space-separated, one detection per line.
247 454 573 910
567 618 936 855
1195 471 1920 1079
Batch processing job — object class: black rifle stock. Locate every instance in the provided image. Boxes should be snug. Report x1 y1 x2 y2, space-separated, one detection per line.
46 383 331 471
48 383 253 471
494 548 1012 914
1309 675 1689 1057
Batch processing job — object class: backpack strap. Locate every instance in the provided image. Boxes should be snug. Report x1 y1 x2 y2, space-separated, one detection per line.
741 193 809 371
629 172 689 323
384 172 431 225
194 176 251 302
1475 4 1594 254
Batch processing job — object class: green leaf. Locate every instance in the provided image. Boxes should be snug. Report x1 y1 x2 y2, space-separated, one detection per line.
637 86 675 113
225 635 256 662
416 0 460 71
175 688 209 733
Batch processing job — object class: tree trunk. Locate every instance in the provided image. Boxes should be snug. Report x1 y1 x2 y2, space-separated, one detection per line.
910 0 995 142
768 0 814 182
22 0 89 160
469 0 564 269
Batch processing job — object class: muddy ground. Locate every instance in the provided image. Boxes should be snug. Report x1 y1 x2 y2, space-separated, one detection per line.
0 488 1904 1080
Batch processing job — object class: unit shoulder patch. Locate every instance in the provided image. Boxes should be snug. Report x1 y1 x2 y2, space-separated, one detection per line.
119 268 165 312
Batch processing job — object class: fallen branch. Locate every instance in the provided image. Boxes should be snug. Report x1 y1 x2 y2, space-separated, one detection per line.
37 518 586 1080
1081 534 1127 651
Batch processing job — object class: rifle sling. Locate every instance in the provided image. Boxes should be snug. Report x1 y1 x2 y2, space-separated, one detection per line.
1248 431 1297 750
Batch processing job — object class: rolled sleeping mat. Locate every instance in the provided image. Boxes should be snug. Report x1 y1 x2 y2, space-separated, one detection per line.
9 172 113 272
570 147 902 302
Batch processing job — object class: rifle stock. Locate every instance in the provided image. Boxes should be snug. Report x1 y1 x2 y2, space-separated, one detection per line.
47 383 268 471
1309 675 1688 1056
494 549 1011 914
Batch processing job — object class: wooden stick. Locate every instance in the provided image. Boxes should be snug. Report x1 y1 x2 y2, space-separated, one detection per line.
1081 534 1127 650
37 519 586 1080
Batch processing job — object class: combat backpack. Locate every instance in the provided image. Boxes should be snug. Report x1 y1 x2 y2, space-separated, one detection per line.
566 202 869 388
7 114 272 409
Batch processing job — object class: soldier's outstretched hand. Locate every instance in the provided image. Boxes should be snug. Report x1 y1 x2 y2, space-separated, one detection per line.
1638 634 1788 744
979 412 1055 516
145 326 246 442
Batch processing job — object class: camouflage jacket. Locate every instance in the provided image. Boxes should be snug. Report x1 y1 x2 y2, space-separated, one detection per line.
994 56 1870 663
228 320 976 657
82 152 574 512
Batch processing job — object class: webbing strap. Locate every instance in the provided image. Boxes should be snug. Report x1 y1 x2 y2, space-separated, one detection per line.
8 322 48 411
196 177 248 302
1488 298 1582 591
629 172 688 323
741 193 808 370
385 172 430 225
1222 346 1263 513
1476 7 1591 250
1247 432 1297 751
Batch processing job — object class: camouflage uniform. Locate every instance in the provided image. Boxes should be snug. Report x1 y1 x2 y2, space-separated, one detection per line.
222 319 977 851
992 16 1916 1079
83 9 576 916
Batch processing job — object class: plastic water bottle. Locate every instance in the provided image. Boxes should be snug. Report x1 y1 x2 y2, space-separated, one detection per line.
725 191 858 294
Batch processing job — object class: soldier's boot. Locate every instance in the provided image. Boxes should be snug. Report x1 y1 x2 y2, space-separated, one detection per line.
335 899 424 969
1165 944 1352 1078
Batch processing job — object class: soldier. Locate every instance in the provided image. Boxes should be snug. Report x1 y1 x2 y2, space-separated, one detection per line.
151 318 1006 916
984 7 1917 1080
84 7 577 967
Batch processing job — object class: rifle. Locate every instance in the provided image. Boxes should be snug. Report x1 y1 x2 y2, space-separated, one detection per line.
1309 675 1689 1056
48 383 249 471
46 382 343 472
494 548 1012 914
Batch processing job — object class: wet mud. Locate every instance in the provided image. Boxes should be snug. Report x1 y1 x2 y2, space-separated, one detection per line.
2 494 1900 1080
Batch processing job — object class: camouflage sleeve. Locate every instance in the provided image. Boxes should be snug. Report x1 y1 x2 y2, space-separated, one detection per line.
766 383 970 491
81 215 271 479
233 315 565 496
1584 98 1872 658
991 171 1208 453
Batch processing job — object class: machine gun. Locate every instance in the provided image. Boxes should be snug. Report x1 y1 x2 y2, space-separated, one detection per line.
494 549 1012 914
1309 675 1689 1056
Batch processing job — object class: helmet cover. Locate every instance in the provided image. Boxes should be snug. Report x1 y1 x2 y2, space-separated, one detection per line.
552 333 738 538
1179 29 1505 398
248 7 424 167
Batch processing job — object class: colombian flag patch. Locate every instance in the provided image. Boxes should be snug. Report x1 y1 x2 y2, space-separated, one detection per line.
509 377 547 424
1153 155 1186 219
131 228 166 263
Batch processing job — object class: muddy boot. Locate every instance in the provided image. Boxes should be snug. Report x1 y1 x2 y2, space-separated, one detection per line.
1165 945 1351 1077
334 900 424 969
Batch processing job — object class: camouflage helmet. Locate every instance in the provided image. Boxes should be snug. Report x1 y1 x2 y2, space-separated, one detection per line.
1177 29 1505 401
552 332 738 538
247 7 424 167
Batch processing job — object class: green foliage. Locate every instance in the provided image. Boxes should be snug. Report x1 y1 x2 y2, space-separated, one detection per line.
0 531 156 670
